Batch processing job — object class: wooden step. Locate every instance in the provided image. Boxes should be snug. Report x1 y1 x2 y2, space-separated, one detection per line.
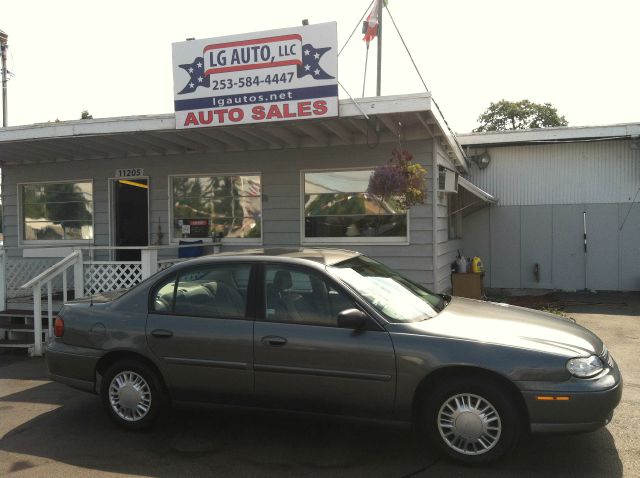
0 317 50 328
0 309 35 319
0 339 33 349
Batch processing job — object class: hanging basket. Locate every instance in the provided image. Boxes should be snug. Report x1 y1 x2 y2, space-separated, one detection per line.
368 150 427 209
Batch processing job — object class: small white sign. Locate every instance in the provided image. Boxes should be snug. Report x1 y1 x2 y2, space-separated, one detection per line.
172 22 338 129
115 168 144 178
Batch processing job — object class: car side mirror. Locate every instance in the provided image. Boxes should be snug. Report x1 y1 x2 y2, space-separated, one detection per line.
337 308 367 329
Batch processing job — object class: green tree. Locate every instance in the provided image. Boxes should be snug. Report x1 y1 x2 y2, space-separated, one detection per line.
80 110 93 119
473 100 568 132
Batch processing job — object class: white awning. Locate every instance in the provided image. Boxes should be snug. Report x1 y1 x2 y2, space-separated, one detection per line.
458 177 498 204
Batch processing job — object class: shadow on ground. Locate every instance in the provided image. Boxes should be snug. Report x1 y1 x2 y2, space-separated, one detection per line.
490 291 640 317
0 379 624 478
0 381 437 477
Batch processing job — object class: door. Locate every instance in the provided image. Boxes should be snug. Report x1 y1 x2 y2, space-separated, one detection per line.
552 204 586 290
146 263 254 403
113 178 148 261
253 264 396 417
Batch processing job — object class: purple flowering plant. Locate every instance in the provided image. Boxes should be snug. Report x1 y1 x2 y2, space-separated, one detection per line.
368 150 427 209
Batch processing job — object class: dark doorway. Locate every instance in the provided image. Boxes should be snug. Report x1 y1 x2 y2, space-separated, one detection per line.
113 178 149 261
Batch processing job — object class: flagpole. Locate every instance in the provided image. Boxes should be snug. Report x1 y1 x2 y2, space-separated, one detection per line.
375 0 382 97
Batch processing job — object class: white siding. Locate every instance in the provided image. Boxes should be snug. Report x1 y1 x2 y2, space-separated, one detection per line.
466 140 640 206
434 141 461 292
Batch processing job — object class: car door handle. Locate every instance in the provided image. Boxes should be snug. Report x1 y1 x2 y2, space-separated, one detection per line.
261 335 287 347
151 329 173 338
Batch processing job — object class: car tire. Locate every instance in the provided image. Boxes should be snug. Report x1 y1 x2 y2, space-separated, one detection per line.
101 360 166 430
423 376 522 465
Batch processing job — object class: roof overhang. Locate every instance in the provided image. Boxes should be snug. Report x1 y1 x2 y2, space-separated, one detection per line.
0 93 468 170
458 123 640 148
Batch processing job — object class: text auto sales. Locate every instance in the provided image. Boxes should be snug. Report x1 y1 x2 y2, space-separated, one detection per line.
181 37 333 127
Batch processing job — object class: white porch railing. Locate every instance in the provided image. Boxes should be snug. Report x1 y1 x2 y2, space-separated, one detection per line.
20 250 83 356
5 243 219 356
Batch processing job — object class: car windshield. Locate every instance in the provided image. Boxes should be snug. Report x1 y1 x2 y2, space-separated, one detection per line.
329 255 447 322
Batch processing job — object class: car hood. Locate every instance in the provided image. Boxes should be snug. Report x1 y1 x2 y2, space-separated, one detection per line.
398 297 603 358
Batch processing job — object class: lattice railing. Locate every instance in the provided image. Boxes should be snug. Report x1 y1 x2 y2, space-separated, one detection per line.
5 258 65 298
84 262 143 295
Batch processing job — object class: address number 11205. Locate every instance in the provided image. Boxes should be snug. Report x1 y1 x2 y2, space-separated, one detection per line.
115 168 144 178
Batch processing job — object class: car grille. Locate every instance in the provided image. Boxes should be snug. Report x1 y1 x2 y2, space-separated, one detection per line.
600 345 615 368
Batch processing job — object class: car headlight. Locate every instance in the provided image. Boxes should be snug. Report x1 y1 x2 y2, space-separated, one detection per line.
566 355 604 378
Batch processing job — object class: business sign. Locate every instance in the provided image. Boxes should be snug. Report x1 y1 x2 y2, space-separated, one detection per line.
172 22 338 129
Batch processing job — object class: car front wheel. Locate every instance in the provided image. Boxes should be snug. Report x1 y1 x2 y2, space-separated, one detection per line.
424 377 522 464
101 360 165 430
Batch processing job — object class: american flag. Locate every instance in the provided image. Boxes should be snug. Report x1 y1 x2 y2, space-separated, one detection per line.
296 44 334 80
177 57 211 94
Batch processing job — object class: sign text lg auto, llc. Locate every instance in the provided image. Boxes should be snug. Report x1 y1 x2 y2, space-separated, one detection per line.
172 23 338 129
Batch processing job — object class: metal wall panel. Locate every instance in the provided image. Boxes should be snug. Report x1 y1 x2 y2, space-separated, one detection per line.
520 206 553 289
586 204 619 290
489 207 521 288
619 203 640 290
467 140 640 206
551 205 586 290
462 207 491 281
464 203 640 291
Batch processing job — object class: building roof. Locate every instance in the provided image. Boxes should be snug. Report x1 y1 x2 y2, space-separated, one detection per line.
458 122 640 147
0 93 468 171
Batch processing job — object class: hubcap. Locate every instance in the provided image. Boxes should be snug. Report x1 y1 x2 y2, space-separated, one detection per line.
437 393 501 455
109 371 152 422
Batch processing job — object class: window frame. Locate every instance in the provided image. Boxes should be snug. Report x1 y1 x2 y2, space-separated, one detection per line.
18 179 95 246
149 273 178 315
447 192 463 240
300 167 410 245
168 173 263 245
257 262 382 330
149 262 255 320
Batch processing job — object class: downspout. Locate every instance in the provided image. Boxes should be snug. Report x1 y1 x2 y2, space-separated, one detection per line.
432 143 439 292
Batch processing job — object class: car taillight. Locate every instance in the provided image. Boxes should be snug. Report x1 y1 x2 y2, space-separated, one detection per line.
54 317 64 337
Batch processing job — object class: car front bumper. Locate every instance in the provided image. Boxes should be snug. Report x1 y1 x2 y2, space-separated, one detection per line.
518 365 623 434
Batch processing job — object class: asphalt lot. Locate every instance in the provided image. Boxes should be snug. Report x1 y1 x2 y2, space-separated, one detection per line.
0 292 638 477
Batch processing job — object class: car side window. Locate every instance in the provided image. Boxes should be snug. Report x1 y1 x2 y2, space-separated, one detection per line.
152 275 177 313
173 264 250 319
264 265 355 326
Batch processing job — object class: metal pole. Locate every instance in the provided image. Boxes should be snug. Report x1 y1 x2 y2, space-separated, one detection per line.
0 29 8 127
375 0 382 97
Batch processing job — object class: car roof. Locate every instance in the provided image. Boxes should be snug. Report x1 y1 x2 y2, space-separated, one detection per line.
179 248 361 267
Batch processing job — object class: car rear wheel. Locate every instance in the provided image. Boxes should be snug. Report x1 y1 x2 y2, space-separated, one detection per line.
423 377 522 464
101 360 165 430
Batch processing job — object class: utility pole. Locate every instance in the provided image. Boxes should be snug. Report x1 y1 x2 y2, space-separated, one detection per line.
375 0 382 97
0 29 8 127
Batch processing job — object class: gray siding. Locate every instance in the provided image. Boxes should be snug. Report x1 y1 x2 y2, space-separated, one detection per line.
463 204 640 291
434 141 461 292
2 139 437 286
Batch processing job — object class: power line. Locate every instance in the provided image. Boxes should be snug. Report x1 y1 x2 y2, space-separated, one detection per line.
384 5 467 162
338 0 374 57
